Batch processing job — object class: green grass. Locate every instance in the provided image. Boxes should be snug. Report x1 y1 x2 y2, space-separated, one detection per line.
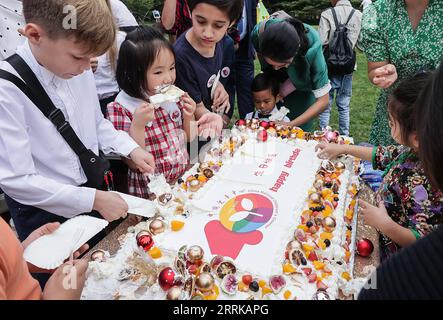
231 51 379 144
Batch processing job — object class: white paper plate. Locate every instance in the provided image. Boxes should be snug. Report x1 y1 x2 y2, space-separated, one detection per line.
112 191 157 218
23 216 109 270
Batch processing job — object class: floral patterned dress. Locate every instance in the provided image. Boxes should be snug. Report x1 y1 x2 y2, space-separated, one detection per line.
373 145 443 261
361 0 443 146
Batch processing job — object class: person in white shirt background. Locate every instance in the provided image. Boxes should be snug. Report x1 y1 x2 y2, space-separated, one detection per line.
94 31 127 115
109 0 139 33
318 0 362 137
0 1 138 61
0 0 25 60
92 0 139 114
361 0 373 11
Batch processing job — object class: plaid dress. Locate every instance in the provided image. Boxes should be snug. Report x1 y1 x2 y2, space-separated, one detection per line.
106 101 189 199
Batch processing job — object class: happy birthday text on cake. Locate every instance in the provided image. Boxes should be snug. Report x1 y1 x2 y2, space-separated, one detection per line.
269 148 301 193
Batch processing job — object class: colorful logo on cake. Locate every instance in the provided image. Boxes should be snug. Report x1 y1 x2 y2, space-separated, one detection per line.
205 193 275 259
219 193 273 233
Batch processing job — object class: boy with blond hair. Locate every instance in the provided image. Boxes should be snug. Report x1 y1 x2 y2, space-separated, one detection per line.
0 0 155 242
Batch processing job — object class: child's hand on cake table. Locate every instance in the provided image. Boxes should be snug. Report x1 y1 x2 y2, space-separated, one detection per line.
42 258 88 300
180 93 197 117
22 222 89 274
358 199 393 232
133 102 155 127
315 142 345 159
197 112 223 139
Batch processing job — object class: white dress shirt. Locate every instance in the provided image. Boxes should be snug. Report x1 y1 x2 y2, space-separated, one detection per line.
0 41 139 218
0 0 26 60
110 0 138 28
245 106 291 122
94 31 126 100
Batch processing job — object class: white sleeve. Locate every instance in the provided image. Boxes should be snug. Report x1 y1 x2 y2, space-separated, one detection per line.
313 81 332 98
0 176 96 218
110 0 138 28
83 70 139 157
94 100 139 157
318 12 331 46
0 92 95 218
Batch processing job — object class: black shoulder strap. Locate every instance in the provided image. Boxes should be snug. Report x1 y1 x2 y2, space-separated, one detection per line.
345 9 356 26
331 7 356 28
331 7 340 28
0 69 36 102
0 54 89 156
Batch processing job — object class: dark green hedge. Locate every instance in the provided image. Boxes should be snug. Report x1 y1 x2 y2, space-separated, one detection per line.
123 0 367 25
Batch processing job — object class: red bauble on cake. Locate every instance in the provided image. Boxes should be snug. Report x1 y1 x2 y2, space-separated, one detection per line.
356 238 374 257
136 234 154 252
257 130 268 142
259 120 270 129
236 119 246 127
158 267 176 291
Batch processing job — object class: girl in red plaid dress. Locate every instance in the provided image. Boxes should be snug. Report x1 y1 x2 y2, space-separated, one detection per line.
106 26 197 198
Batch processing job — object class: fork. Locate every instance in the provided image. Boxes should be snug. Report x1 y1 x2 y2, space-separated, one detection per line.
155 84 172 94
69 228 85 265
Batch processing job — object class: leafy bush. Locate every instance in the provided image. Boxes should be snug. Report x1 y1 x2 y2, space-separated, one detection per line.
123 0 367 25
263 0 364 23
122 0 163 24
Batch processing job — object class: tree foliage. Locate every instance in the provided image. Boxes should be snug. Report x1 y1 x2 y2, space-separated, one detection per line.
123 0 365 24
263 0 364 23
122 0 163 23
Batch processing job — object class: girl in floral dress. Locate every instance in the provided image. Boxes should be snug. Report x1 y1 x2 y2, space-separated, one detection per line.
361 0 443 146
316 72 443 261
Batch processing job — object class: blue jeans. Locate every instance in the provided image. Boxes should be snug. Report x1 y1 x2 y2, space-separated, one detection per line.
319 73 353 136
